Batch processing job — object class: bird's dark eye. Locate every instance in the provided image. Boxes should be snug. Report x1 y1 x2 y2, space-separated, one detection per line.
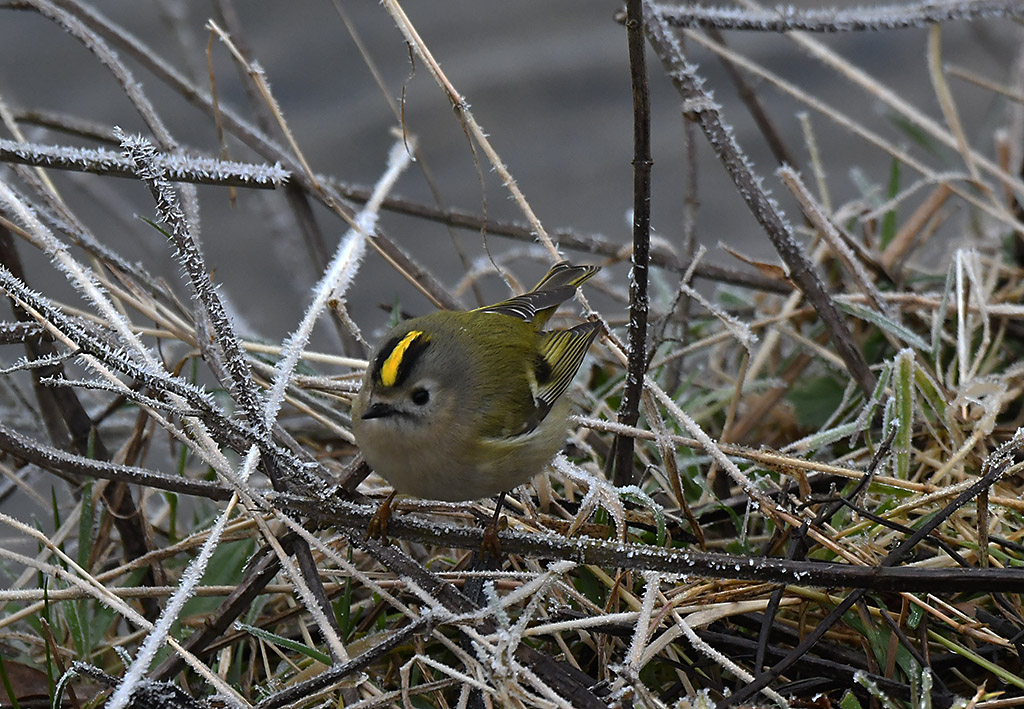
411 388 430 405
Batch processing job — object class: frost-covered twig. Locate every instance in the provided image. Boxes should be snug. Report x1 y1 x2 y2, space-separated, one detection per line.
778 165 894 320
0 264 215 410
333 529 609 705
0 138 289 187
118 130 268 436
0 253 322 502
264 136 413 428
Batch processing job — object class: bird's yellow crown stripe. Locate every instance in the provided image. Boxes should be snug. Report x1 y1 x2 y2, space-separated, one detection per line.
379 330 424 387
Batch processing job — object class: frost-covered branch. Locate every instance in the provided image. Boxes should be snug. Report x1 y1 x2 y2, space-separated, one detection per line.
0 263 316 486
656 0 1024 32
0 422 233 500
117 130 268 437
0 138 289 188
0 263 217 410
278 491 1024 593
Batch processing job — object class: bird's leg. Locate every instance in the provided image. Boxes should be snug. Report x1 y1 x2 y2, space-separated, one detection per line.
366 490 398 545
481 491 507 558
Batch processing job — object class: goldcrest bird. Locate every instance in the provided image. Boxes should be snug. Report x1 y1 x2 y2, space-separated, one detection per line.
352 261 600 546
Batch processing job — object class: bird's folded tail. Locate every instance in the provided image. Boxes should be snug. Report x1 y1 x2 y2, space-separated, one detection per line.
476 261 600 327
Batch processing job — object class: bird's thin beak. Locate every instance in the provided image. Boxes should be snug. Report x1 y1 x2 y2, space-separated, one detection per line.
361 402 396 420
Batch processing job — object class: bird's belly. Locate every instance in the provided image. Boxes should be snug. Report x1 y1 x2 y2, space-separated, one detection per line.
359 411 568 501
361 443 538 501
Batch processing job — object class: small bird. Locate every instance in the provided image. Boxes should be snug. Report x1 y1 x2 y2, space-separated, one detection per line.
352 261 600 551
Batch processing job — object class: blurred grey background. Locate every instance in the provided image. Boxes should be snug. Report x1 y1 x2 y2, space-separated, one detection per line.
0 1 1019 342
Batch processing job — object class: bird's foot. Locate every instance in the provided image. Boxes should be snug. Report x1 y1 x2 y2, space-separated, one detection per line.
480 492 508 558
366 490 398 545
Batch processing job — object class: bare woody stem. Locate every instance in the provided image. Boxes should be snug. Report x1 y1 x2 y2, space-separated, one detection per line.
611 0 653 487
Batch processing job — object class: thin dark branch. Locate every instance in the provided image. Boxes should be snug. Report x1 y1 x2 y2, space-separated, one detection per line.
0 422 233 501
293 541 347 664
13 107 122 143
324 179 792 294
611 0 653 487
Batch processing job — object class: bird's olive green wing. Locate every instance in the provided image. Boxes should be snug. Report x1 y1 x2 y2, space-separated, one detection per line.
501 321 600 437
532 321 601 412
